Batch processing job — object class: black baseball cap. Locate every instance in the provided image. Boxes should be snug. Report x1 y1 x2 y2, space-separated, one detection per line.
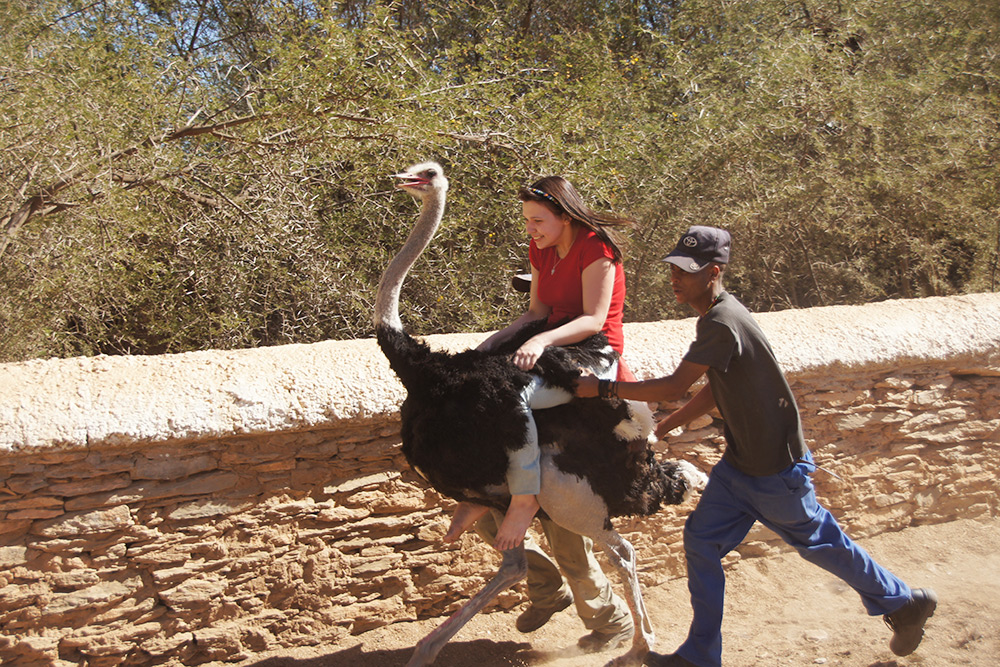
663 226 731 273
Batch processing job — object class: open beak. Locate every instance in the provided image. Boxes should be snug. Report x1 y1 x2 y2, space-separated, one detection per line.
392 173 429 189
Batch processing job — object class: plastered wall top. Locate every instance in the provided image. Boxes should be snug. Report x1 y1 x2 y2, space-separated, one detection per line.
2 293 998 453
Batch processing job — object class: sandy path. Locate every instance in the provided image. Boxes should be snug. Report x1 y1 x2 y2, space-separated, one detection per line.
214 517 998 667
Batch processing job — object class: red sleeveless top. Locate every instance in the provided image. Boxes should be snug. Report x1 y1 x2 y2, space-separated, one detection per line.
529 228 626 355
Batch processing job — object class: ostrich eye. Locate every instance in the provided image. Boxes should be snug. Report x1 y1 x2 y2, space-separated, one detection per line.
426 169 437 177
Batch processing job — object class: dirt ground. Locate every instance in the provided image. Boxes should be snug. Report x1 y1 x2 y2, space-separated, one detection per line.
224 517 999 667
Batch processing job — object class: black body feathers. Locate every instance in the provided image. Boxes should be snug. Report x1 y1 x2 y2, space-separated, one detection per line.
377 319 688 518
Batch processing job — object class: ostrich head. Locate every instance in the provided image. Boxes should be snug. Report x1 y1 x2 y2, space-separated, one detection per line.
374 161 449 331
393 161 449 199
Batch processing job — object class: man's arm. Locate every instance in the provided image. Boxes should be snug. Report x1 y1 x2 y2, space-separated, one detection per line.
654 382 716 439
575 359 709 403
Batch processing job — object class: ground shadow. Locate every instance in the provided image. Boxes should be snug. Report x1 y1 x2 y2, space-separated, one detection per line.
242 638 536 667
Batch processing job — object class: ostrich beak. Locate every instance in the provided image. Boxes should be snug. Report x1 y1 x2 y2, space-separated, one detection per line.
392 172 429 189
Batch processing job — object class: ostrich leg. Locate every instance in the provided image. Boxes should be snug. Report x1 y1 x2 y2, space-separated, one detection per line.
406 546 529 667
595 531 654 667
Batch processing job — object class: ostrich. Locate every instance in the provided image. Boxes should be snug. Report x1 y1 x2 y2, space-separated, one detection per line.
374 162 706 667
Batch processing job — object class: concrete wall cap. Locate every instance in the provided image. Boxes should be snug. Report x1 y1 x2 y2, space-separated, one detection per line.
2 293 998 453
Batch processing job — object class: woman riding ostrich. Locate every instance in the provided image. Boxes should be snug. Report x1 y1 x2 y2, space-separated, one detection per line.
374 161 705 667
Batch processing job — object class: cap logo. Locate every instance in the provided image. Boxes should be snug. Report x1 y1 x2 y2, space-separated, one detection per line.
682 236 698 248
689 261 700 271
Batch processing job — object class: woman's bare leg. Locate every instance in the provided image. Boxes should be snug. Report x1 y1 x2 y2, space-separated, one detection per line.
494 494 540 551
443 502 490 543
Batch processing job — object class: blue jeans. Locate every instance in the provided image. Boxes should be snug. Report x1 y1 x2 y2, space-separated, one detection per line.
506 361 618 496
676 454 912 667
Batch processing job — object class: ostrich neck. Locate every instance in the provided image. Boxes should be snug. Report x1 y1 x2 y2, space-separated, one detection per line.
374 195 446 331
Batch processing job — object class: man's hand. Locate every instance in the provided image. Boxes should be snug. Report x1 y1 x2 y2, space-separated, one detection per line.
654 419 675 440
574 370 600 398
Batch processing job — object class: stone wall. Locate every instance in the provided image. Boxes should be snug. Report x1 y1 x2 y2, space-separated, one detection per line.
1 294 998 666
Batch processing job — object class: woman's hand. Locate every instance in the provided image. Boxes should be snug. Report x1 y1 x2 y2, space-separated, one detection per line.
513 339 546 370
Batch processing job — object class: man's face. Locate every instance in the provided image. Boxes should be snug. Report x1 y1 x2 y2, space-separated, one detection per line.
670 263 715 305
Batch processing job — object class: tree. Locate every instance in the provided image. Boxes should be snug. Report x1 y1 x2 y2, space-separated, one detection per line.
1 0 997 362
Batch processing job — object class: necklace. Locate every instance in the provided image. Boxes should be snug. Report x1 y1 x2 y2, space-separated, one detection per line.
550 227 578 275
550 227 579 274
701 292 725 316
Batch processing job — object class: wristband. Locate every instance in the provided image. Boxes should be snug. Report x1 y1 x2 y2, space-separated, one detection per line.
598 379 618 399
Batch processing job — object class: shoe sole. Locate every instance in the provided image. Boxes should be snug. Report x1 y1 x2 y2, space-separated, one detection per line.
890 592 937 656
577 627 634 653
515 595 574 633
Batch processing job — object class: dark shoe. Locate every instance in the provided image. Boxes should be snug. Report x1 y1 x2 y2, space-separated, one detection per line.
884 588 938 656
577 623 633 653
644 652 697 666
515 591 574 633
512 273 532 293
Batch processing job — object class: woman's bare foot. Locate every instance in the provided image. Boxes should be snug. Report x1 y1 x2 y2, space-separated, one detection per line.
443 502 489 543
494 494 539 551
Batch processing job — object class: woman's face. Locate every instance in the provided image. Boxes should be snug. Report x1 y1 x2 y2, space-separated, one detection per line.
522 200 571 250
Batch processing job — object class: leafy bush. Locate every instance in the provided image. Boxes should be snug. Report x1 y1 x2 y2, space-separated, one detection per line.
1 0 997 361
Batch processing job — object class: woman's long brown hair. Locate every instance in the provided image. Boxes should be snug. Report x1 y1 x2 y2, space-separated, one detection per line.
518 176 633 263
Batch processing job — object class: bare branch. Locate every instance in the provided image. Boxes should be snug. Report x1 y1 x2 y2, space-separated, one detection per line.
0 107 380 260
435 131 516 152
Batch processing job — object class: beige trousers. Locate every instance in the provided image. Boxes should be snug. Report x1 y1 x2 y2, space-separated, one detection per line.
475 510 632 633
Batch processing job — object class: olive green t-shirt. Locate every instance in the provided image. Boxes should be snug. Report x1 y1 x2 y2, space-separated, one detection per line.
683 292 807 476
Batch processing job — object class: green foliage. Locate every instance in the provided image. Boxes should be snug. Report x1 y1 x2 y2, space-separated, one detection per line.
1 0 997 362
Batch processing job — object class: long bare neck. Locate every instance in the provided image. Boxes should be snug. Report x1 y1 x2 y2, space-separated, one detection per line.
374 194 446 330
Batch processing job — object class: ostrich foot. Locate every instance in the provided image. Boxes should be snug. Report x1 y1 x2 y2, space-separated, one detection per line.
605 644 650 667
406 547 528 667
493 494 539 551
443 502 490 543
